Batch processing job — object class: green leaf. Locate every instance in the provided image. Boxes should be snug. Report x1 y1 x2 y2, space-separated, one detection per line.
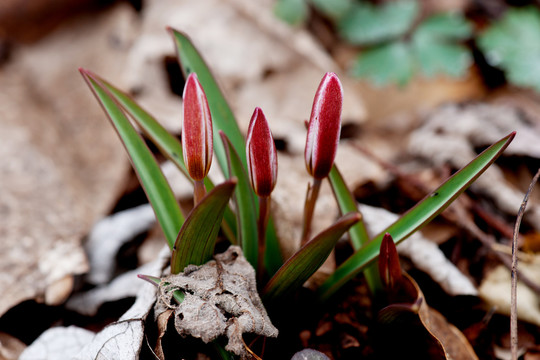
338 0 419 45
414 13 472 41
413 41 472 78
274 0 309 26
328 166 381 292
264 217 283 277
220 133 259 269
352 41 413 86
89 72 238 244
478 6 540 92
412 13 473 78
169 29 247 176
262 212 361 303
170 179 237 274
328 166 369 250
310 0 352 19
92 73 188 177
80 69 184 250
318 132 515 301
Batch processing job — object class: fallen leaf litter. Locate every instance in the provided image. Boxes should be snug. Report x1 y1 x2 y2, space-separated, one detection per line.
156 246 278 357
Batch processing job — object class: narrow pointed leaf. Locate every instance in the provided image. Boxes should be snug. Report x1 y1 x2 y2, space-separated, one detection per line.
319 132 515 301
85 71 238 243
265 217 283 276
220 132 258 269
80 69 184 249
328 165 382 292
263 212 361 303
169 28 246 175
171 179 237 274
328 166 370 249
86 70 189 177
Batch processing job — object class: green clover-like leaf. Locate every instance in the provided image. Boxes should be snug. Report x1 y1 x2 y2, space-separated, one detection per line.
338 0 419 45
478 6 540 92
351 41 413 86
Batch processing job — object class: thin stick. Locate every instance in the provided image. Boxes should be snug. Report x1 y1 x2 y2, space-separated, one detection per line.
301 178 322 245
193 179 206 205
511 167 540 360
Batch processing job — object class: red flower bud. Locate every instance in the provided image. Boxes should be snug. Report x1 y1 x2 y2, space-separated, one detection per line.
182 73 213 181
378 233 402 290
246 107 277 197
304 72 343 179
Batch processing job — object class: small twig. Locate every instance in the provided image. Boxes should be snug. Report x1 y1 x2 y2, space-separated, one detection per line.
511 167 540 360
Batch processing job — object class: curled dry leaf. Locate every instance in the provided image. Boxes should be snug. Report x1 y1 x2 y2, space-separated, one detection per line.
378 272 478 359
157 246 278 357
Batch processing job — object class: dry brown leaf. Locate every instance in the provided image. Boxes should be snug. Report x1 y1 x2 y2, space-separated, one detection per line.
0 331 26 360
66 247 169 316
154 309 174 360
378 272 478 359
84 204 156 285
479 262 540 326
157 246 278 358
72 246 169 360
19 326 95 360
0 4 137 317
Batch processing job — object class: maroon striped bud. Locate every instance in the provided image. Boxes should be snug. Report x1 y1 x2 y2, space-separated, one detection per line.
304 72 343 179
182 73 213 181
246 107 277 197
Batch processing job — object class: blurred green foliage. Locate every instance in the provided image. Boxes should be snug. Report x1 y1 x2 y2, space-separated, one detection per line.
478 6 540 92
274 0 473 86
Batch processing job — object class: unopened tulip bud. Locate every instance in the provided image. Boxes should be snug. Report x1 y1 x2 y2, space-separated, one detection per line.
182 73 213 181
246 107 278 197
378 233 402 290
304 72 343 179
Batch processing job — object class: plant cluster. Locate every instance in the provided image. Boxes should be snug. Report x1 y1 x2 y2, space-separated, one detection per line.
275 0 540 92
81 28 514 358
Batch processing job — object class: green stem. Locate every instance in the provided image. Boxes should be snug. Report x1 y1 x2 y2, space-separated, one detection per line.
301 177 322 245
